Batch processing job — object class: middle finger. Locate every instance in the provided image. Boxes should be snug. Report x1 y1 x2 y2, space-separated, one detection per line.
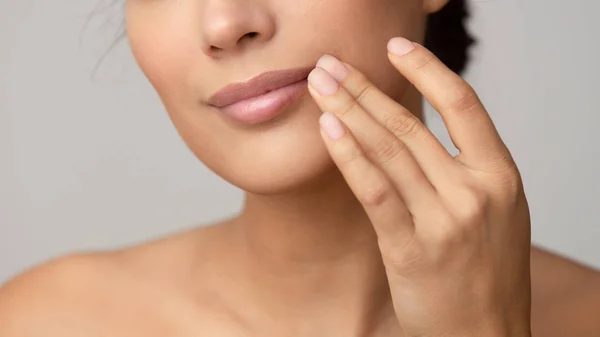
307 66 436 213
315 55 458 188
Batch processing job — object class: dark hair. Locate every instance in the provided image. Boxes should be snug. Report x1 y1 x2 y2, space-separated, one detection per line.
424 0 476 75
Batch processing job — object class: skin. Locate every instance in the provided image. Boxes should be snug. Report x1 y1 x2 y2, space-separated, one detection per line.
1 0 600 336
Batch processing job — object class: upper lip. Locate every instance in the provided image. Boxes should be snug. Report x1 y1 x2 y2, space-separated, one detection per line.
206 66 313 108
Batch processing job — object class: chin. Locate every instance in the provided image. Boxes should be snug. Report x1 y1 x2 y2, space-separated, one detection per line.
225 146 337 195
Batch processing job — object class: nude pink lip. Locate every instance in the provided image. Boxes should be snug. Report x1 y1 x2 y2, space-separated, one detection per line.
206 67 313 126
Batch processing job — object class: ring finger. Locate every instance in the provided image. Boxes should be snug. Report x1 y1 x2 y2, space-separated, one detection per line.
308 66 437 214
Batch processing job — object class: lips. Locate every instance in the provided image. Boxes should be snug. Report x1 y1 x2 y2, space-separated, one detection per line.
206 67 314 108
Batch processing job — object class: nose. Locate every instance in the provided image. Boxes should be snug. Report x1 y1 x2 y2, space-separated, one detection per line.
201 0 276 58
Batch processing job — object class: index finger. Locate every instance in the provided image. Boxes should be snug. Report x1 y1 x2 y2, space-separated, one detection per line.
387 37 515 172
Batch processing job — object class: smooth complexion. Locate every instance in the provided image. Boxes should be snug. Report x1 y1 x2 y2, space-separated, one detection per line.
0 0 599 336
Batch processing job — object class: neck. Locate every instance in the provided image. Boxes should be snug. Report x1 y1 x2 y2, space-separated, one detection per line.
227 87 423 336
233 170 396 336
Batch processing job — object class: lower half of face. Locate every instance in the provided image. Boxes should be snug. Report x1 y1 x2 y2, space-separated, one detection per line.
126 0 427 194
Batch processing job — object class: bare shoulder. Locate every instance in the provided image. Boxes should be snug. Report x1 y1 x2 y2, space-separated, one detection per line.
531 246 600 337
0 221 232 337
0 251 128 336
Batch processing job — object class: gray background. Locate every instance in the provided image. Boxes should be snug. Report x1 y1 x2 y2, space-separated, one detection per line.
1 0 599 283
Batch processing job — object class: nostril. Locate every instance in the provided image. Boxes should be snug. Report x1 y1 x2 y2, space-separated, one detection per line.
237 32 258 44
234 32 259 47
209 32 260 53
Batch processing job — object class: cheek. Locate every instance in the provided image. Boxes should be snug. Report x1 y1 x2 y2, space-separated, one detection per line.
127 10 221 160
126 0 211 112
127 21 194 102
304 0 424 100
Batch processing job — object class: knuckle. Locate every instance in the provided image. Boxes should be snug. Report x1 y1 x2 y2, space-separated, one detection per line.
359 183 395 207
448 83 482 115
333 140 365 168
495 153 522 180
487 168 525 206
425 192 489 254
380 237 423 274
383 112 424 139
428 220 478 256
354 81 376 106
503 170 524 198
413 52 436 72
368 133 406 165
452 186 489 226
336 96 361 119
428 221 465 250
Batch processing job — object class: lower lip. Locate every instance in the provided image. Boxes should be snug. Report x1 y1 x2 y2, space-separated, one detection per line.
216 79 308 126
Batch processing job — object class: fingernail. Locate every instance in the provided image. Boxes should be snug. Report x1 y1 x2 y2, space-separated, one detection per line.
319 112 345 140
308 68 339 96
387 37 416 56
316 55 349 82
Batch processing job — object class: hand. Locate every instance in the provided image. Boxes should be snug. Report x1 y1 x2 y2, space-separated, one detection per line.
307 37 532 337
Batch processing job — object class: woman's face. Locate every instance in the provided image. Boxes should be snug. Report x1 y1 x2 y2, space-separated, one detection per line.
125 0 447 194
